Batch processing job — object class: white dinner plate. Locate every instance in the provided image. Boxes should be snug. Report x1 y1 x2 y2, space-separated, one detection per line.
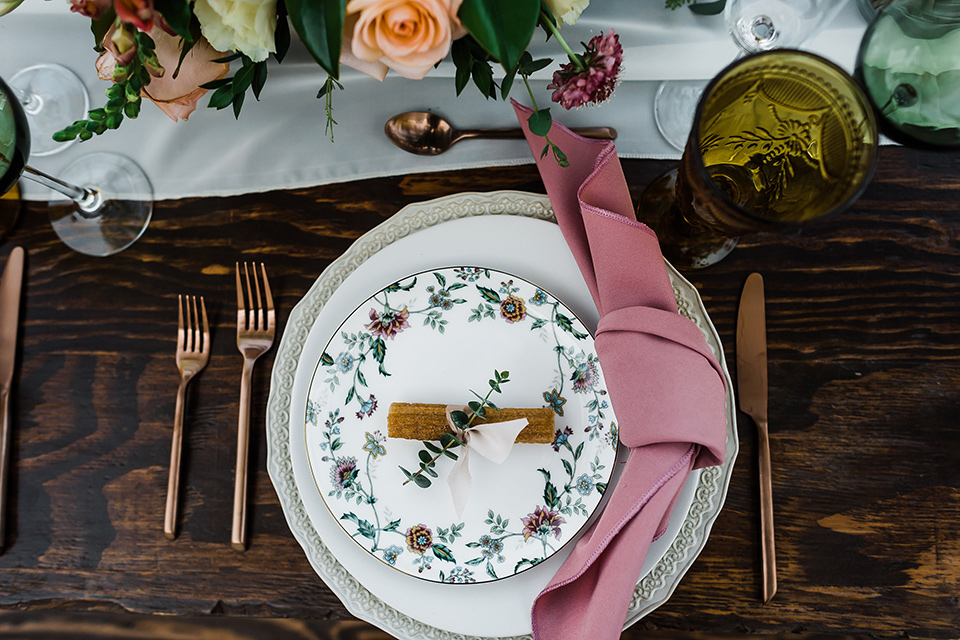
266 191 739 639
304 266 619 585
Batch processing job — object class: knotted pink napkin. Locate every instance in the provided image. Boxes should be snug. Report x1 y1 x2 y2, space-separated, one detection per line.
511 100 728 640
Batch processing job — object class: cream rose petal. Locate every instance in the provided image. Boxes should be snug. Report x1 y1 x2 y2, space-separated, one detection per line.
194 0 277 63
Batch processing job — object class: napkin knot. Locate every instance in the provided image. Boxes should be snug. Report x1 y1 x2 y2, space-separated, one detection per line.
443 405 527 519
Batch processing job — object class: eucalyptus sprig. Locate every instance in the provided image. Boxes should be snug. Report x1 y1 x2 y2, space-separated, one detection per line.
400 369 511 488
53 30 159 142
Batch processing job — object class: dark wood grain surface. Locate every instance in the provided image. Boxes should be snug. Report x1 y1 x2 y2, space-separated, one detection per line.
0 146 957 638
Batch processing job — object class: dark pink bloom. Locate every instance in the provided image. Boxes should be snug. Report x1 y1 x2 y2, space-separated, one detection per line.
69 0 112 19
115 0 157 33
365 306 410 339
547 29 623 110
522 506 566 541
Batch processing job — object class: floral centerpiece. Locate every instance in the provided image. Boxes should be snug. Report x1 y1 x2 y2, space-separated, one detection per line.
33 0 630 152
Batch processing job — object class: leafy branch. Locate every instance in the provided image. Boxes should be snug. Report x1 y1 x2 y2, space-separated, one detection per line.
400 369 511 488
54 30 159 142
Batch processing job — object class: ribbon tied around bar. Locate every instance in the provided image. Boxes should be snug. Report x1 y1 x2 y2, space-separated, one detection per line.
443 405 528 519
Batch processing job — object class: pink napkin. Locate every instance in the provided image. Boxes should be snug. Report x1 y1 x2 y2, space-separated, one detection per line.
511 100 728 640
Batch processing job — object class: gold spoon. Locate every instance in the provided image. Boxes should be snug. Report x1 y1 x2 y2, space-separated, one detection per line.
384 111 617 155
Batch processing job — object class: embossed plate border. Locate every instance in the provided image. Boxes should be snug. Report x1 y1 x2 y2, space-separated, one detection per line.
266 191 739 639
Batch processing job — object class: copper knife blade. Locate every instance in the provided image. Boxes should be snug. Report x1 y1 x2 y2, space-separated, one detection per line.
0 246 24 553
736 272 777 603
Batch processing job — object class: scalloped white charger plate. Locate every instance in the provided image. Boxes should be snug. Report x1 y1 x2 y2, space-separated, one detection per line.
266 191 739 639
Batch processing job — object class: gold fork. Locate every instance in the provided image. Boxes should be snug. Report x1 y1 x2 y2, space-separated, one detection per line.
165 295 210 540
232 263 275 551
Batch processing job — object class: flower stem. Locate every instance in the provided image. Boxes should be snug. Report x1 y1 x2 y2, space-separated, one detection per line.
539 10 585 72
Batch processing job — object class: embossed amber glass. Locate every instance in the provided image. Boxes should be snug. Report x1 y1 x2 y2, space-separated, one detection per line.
638 50 879 269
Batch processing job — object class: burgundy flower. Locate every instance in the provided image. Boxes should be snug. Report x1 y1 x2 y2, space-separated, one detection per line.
356 394 378 420
521 506 566 541
330 457 358 491
405 523 433 555
366 306 410 339
547 29 623 110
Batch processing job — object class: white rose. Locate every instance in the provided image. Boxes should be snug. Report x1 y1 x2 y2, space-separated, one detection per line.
194 0 278 63
543 0 589 25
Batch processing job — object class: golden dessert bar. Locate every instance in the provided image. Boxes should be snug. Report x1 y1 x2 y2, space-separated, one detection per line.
387 403 555 444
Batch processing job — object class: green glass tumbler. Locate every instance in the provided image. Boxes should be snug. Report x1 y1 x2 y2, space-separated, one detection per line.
856 0 960 148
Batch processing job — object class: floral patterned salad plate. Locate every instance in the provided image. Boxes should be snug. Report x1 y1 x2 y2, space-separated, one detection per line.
266 191 739 639
304 266 618 585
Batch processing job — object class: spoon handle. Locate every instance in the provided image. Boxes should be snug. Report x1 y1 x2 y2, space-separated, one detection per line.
459 126 617 141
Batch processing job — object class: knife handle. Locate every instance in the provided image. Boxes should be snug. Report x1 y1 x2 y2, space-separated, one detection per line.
0 388 10 552
757 418 777 603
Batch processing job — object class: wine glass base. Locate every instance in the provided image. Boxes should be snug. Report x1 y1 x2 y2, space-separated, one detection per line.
653 80 708 152
10 64 90 157
49 152 153 257
637 169 739 270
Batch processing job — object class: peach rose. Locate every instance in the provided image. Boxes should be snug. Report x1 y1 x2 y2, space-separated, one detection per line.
140 26 230 121
96 23 229 122
341 0 466 81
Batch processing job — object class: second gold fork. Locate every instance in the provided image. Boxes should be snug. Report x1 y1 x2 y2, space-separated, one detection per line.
232 263 275 551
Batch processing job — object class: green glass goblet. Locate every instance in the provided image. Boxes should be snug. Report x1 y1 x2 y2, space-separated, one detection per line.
638 50 879 270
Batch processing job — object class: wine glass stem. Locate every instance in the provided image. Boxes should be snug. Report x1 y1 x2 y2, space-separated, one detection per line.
22 165 102 214
13 86 41 116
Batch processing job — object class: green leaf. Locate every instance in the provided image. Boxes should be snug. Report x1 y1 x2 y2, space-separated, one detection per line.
477 285 501 304
414 474 432 488
432 543 456 563
212 52 244 64
286 0 347 77
154 0 193 40
528 109 552 137
208 84 235 110
458 0 539 71
440 433 461 449
418 450 433 464
233 63 256 95
274 0 292 63
90 8 116 52
232 91 245 119
689 0 726 15
384 519 401 532
357 519 376 540
423 441 443 454
450 410 470 429
320 352 335 366
544 481 559 508
372 336 387 364
252 62 268 100
200 78 232 91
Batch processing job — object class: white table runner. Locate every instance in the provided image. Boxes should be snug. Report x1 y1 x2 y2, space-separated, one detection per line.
0 0 868 200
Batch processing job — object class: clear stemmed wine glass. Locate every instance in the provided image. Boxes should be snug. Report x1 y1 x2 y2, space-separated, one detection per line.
638 50 879 269
9 64 90 157
654 0 844 151
0 75 152 256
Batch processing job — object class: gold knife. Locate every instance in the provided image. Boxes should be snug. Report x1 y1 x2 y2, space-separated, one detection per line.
737 272 777 603
0 246 24 553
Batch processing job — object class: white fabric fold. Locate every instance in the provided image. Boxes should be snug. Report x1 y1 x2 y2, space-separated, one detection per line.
443 405 528 519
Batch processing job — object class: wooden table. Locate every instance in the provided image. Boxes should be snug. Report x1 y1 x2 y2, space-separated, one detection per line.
0 146 957 639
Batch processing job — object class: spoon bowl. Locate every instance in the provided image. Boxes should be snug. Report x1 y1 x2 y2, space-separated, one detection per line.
385 111 617 155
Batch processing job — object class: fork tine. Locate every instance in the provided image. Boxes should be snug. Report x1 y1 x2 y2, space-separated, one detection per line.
236 262 246 330
244 263 255 330
200 296 209 353
177 295 185 352
191 295 201 353
185 295 194 353
252 263 263 330
261 264 274 315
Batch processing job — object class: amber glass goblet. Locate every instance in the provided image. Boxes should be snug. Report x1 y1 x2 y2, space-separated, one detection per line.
639 50 879 269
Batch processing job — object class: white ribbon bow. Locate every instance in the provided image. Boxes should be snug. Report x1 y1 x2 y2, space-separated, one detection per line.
444 405 528 520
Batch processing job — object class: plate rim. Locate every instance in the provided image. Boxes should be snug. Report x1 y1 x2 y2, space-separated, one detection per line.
266 190 739 639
